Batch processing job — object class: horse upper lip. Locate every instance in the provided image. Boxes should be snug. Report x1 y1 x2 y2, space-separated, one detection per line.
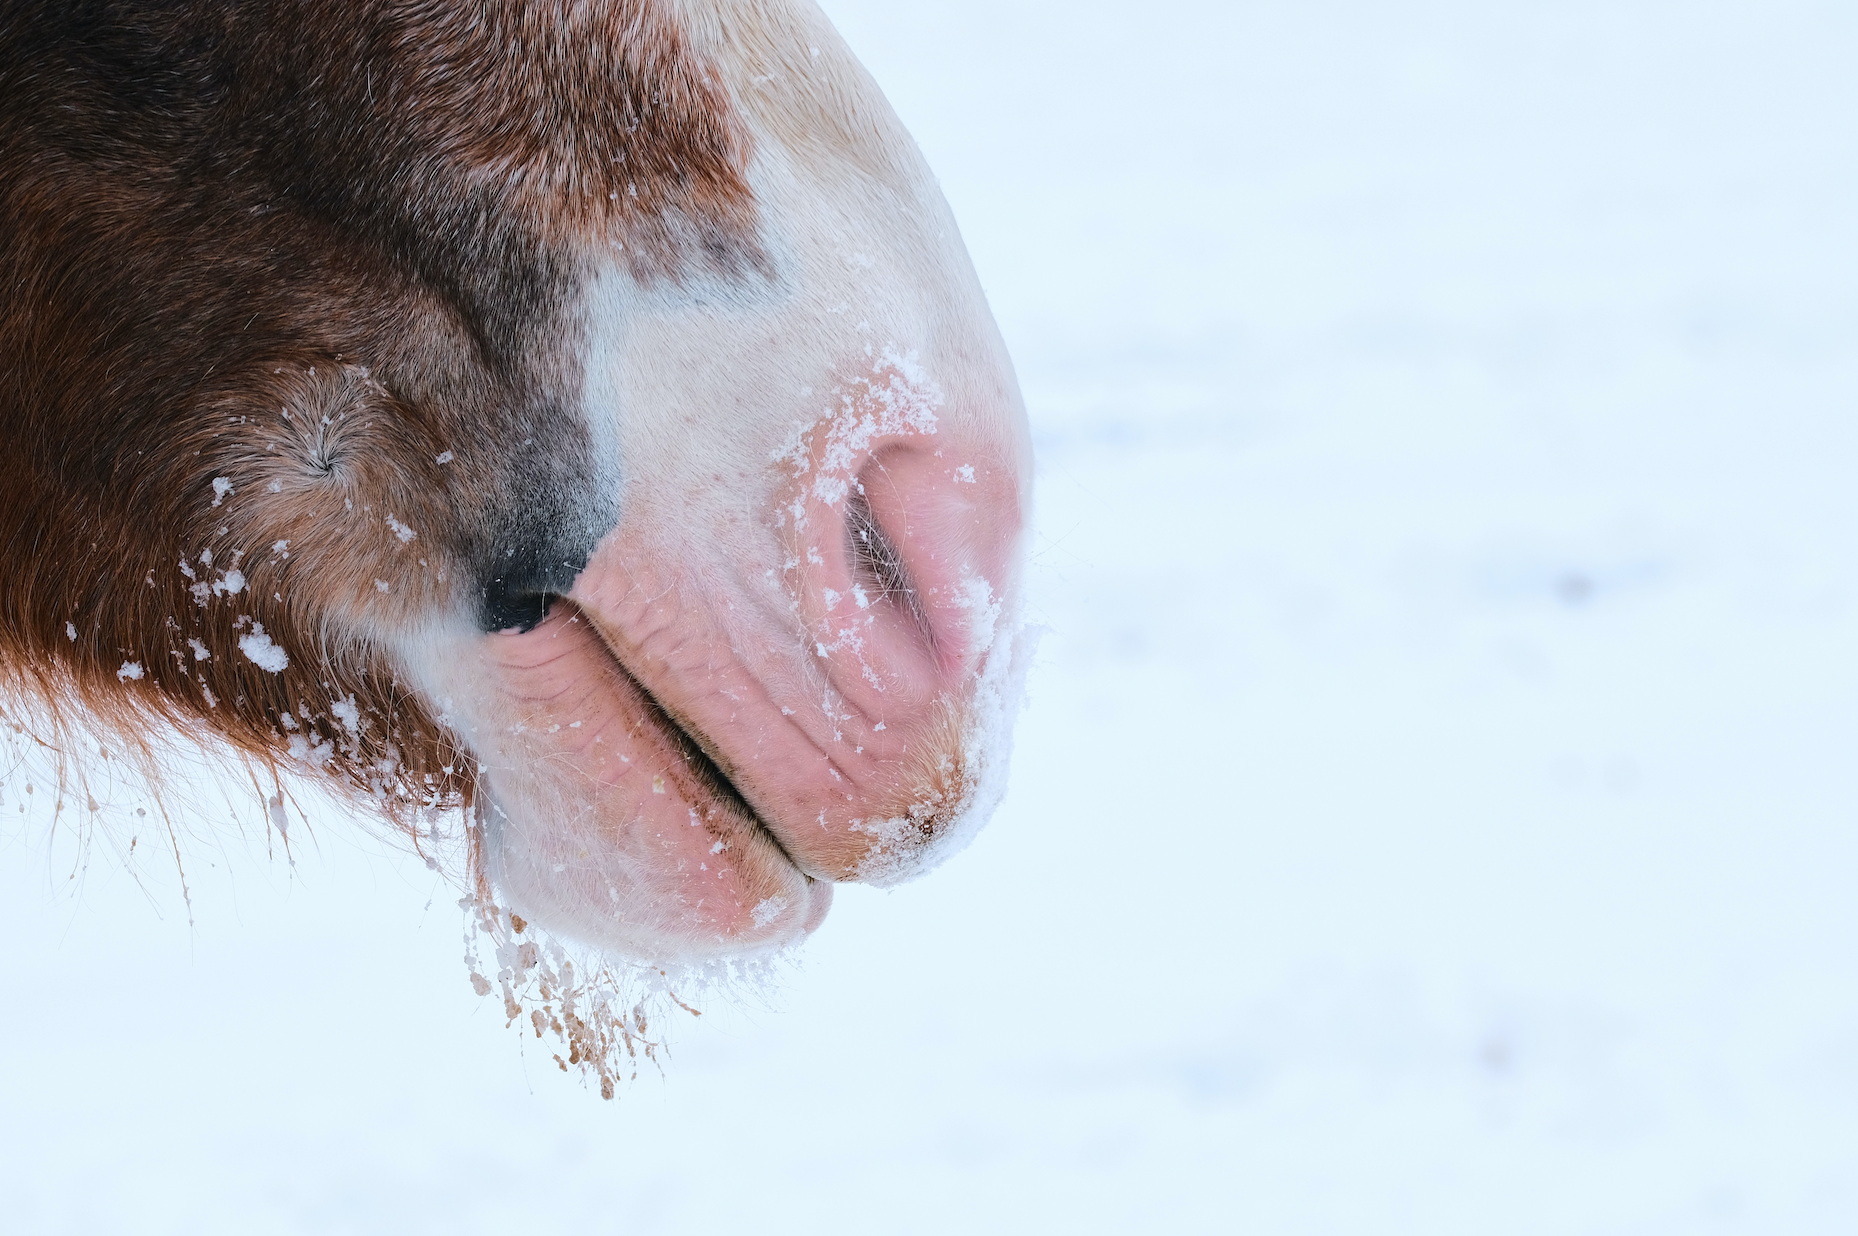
556 598 826 882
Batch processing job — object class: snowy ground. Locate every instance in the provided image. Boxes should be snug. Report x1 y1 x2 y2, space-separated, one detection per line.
4 2 1857 1232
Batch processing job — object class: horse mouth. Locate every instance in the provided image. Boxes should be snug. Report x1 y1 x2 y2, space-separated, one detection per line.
557 598 817 883
457 593 835 960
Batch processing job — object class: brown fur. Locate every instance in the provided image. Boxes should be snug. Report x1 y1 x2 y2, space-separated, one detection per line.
0 1 762 825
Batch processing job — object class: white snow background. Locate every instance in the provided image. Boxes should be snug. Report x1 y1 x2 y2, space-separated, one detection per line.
4 1 1856 1231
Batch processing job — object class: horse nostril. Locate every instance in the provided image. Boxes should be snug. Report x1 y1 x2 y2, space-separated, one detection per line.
845 484 934 651
475 532 597 634
480 583 554 634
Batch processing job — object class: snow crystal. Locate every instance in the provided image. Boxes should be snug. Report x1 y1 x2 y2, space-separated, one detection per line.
809 350 943 510
210 477 233 507
750 897 787 929
63 622 75 642
434 450 454 465
386 514 416 543
186 638 210 661
238 624 289 672
329 696 361 735
286 732 334 766
116 661 143 682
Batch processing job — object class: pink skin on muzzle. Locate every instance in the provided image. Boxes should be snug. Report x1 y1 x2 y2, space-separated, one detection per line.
469 372 1025 960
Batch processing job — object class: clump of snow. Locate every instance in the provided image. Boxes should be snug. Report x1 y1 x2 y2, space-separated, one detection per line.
771 348 944 527
286 732 334 766
116 661 143 682
386 514 416 543
329 696 362 736
238 624 289 672
460 896 705 1102
210 477 233 507
64 622 75 642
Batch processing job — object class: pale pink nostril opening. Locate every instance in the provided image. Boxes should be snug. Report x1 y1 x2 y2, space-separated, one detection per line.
847 445 1020 681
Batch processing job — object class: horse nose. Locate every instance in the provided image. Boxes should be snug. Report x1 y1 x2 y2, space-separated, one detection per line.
806 443 1024 713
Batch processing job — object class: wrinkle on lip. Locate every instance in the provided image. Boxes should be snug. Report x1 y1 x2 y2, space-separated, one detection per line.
568 588 854 791
560 530 990 883
543 598 815 878
448 597 831 958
